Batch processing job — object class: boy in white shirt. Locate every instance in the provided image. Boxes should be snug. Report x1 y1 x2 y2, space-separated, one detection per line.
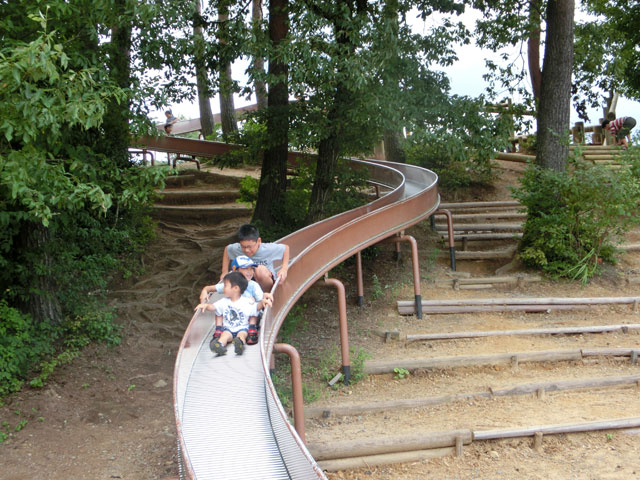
198 255 272 345
194 271 258 356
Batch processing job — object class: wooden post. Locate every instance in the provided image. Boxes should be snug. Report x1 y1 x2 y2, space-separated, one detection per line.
573 121 585 144
533 432 543 451
455 435 464 457
537 387 546 400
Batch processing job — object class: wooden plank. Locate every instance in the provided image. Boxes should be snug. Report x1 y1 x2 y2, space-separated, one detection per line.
439 201 521 209
447 212 527 221
433 275 541 286
495 152 535 163
440 232 523 242
307 429 472 461
453 249 516 260
304 374 640 419
406 324 640 342
434 222 523 231
399 296 640 307
317 447 454 472
398 304 577 314
474 417 640 441
363 349 583 374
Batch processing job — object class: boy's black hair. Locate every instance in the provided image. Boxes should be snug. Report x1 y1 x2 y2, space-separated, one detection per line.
223 271 248 294
165 110 172 115
237 224 260 242
601 119 610 129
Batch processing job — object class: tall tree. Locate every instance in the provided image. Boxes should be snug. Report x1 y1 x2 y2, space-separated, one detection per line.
252 0 289 225
252 0 268 110
306 0 370 223
194 0 215 137
536 0 574 171
217 0 239 137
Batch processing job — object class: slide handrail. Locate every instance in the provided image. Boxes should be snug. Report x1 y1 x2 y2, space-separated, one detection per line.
141 135 439 479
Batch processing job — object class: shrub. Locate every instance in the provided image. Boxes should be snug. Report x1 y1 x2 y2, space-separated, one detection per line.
512 157 640 282
0 301 56 397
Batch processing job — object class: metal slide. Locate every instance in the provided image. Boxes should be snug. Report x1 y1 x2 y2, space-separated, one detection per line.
140 137 439 479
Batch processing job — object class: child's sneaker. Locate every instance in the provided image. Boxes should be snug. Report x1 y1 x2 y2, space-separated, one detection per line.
233 337 245 355
210 339 227 355
212 325 223 340
247 326 259 345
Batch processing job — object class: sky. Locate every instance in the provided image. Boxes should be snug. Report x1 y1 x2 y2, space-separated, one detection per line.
154 10 640 138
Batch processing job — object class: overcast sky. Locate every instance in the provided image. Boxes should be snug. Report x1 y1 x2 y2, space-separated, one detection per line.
156 10 640 137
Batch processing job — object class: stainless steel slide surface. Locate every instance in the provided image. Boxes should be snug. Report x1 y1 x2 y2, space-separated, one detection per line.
167 140 439 479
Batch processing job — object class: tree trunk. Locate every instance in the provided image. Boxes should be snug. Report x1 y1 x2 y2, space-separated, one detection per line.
217 2 238 138
307 133 340 224
527 0 542 101
252 0 268 111
103 0 132 168
194 0 215 138
252 0 288 226
536 0 574 172
18 222 63 325
380 0 406 164
383 129 406 163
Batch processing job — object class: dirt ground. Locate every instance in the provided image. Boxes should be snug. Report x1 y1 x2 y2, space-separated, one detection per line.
1 162 639 479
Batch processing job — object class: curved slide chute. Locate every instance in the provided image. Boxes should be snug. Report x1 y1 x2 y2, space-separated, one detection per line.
135 135 439 479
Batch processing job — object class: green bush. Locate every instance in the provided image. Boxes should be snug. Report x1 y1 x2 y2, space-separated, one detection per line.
0 300 56 397
512 157 640 282
405 96 511 191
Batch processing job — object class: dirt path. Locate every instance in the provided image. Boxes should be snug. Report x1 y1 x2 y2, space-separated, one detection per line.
2 163 640 480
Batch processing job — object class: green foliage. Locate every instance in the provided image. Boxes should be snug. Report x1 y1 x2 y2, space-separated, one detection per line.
238 175 259 209
348 346 370 384
278 304 308 345
405 96 511 191
370 274 384 300
253 159 369 242
0 301 56 397
0 297 122 398
393 367 410 380
512 157 640 281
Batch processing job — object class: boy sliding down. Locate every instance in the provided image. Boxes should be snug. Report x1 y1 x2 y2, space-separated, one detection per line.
198 255 272 345
194 271 258 356
221 224 290 293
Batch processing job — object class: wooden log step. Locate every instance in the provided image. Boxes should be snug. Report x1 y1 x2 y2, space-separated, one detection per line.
406 324 640 342
438 232 523 242
399 296 640 314
451 249 517 260
307 429 472 461
434 274 540 287
317 447 453 472
304 374 640 419
401 295 640 307
399 304 578 314
364 348 639 375
474 417 640 441
364 349 584 374
439 200 521 210
495 152 535 163
445 212 527 221
622 244 640 252
434 222 523 231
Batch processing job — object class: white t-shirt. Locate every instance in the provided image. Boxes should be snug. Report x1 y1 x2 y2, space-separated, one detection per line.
214 296 258 334
214 280 264 303
226 242 286 276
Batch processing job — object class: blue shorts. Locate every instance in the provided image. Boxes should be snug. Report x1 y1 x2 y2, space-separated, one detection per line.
223 327 248 337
